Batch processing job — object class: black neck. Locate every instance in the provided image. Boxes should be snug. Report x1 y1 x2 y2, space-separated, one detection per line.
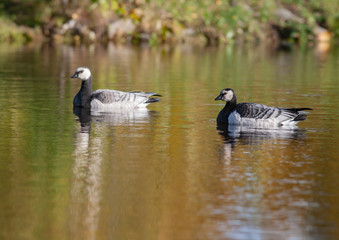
225 94 237 110
79 77 93 108
217 94 237 126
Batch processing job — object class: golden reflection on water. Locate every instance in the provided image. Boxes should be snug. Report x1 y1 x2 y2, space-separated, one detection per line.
71 111 100 240
0 43 339 239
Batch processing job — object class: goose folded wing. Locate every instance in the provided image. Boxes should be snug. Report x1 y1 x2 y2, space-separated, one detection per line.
91 90 148 104
235 103 298 122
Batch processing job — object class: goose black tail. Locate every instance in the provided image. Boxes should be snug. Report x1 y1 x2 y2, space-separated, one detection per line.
146 97 161 103
294 108 313 111
293 108 312 122
294 114 308 122
283 107 312 122
285 107 313 112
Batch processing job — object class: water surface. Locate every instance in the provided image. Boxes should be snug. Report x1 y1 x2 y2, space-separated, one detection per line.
0 43 338 240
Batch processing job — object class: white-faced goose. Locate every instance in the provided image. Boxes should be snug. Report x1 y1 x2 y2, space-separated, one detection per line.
215 88 312 127
72 67 160 111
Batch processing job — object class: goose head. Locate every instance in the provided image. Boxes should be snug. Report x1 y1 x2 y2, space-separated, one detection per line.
71 67 91 81
215 88 235 102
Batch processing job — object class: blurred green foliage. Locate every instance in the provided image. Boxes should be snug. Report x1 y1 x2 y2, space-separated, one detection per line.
0 0 339 44
0 0 53 26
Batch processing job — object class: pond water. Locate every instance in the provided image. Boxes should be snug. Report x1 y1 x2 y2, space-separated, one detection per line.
0 42 338 240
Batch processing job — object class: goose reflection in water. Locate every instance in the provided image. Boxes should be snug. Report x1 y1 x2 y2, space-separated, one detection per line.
217 124 307 165
70 107 156 240
74 106 155 127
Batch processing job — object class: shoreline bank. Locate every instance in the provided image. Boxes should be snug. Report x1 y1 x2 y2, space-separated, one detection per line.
1 1 336 47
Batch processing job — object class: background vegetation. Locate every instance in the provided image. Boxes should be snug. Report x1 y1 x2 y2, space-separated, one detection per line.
1 0 339 45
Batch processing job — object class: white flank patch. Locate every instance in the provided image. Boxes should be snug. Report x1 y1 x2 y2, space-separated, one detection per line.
228 111 298 128
90 98 149 112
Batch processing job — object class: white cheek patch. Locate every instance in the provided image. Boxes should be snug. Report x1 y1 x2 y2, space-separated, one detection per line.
225 91 233 101
78 68 91 80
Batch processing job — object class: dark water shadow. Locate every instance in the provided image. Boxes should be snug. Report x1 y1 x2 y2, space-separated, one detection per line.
217 124 307 142
73 107 92 133
217 124 307 165
73 107 158 130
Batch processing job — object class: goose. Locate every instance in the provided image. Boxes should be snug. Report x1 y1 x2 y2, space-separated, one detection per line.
71 67 160 111
215 88 312 127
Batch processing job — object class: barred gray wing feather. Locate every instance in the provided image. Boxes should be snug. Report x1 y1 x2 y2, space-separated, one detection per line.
91 90 122 103
129 91 162 97
235 103 299 123
92 89 159 104
92 90 141 104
